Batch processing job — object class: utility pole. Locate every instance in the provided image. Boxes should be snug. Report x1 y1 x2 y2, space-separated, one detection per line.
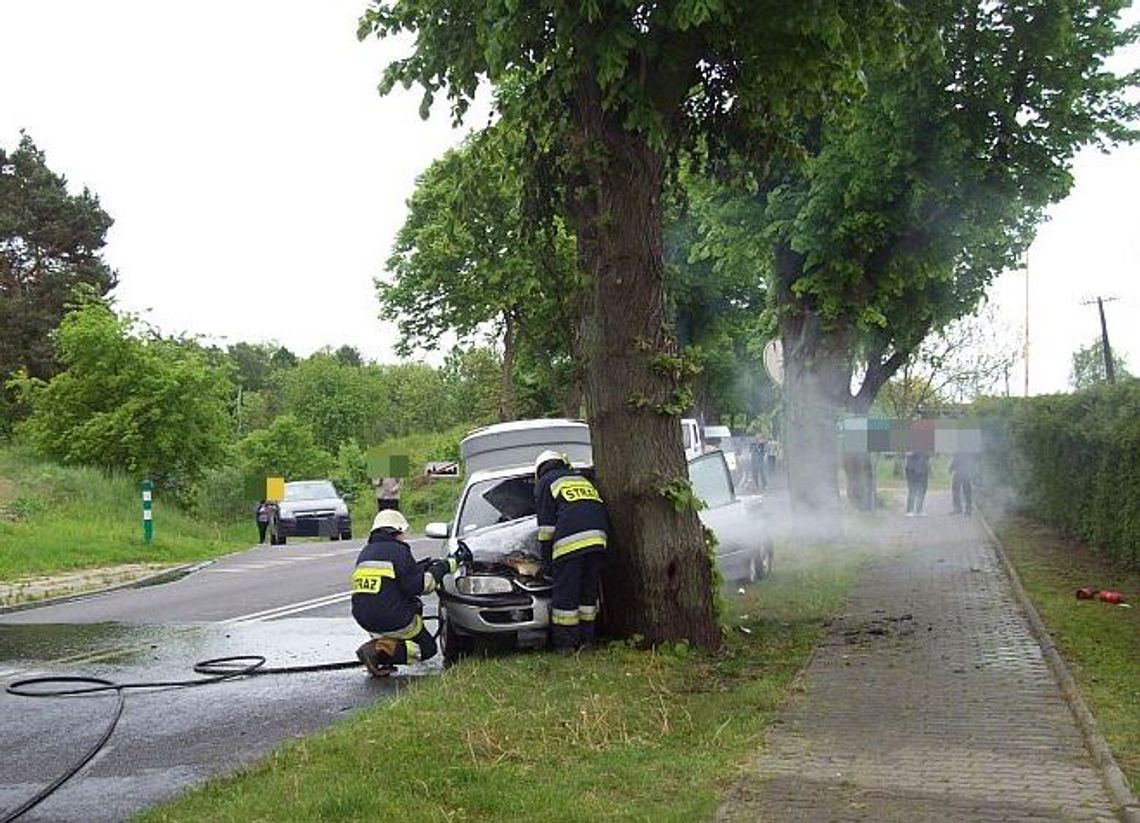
1081 296 1118 383
1022 251 1030 396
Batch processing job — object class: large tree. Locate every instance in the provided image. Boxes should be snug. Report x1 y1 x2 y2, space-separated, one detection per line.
360 0 902 647
1 134 117 431
686 1 1137 512
1070 338 1130 390
383 125 579 420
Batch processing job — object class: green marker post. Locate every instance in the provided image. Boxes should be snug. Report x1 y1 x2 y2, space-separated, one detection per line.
142 479 154 544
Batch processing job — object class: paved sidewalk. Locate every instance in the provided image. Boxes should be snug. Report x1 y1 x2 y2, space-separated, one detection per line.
719 492 1124 822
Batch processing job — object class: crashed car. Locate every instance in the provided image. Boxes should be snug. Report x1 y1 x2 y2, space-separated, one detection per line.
427 447 773 663
268 480 352 544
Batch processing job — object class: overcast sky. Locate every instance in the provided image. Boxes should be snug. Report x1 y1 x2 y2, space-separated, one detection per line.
3 2 1137 395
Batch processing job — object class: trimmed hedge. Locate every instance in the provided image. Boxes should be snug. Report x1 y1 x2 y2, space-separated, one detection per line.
976 381 1140 568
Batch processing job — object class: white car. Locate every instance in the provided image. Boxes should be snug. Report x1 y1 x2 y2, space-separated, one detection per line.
425 420 773 663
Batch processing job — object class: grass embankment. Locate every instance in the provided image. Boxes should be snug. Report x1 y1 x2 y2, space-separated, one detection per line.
141 543 864 822
0 447 249 582
993 515 1140 795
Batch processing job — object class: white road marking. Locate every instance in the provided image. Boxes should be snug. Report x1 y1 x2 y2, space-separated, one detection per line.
219 591 351 625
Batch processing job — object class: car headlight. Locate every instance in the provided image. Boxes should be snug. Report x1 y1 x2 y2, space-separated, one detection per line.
455 575 514 595
336 503 349 516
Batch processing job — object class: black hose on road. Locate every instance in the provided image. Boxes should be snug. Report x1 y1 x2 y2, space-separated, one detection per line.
3 655 363 822
2 615 443 822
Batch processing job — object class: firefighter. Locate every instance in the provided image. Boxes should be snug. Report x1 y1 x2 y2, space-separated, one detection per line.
534 449 610 652
352 509 455 677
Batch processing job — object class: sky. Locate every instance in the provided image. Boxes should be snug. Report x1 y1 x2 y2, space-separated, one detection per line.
2 1 1138 396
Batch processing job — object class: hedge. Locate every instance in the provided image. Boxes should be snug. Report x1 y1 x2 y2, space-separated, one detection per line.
975 380 1140 569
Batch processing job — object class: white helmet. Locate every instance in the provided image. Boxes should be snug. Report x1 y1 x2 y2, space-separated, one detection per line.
534 449 567 475
371 509 409 533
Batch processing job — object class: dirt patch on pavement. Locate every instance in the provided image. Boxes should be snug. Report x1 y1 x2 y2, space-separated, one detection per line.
0 563 179 608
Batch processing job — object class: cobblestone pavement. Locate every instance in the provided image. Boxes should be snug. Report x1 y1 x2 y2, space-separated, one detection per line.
718 493 1122 822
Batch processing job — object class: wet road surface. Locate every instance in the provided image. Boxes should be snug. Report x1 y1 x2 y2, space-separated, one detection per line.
0 537 444 822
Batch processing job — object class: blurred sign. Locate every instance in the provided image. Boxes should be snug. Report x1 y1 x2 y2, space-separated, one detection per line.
425 461 459 477
763 340 784 386
266 476 285 502
366 454 410 478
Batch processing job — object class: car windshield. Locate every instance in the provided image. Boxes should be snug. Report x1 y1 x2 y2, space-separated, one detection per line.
284 481 339 501
458 475 536 535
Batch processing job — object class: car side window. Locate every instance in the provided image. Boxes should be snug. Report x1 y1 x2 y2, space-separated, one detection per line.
688 454 734 509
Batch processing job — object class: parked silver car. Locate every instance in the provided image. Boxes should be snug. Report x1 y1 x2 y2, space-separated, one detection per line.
430 450 773 663
268 480 352 544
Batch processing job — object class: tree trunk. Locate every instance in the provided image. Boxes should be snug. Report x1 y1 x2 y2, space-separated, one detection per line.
775 244 850 532
499 311 517 422
567 86 720 650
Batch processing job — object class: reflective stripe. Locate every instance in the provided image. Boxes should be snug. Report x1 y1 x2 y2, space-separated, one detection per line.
578 604 598 621
552 530 607 560
552 609 580 626
422 571 438 594
537 526 556 541
405 640 420 661
550 476 602 503
370 616 422 641
352 562 396 594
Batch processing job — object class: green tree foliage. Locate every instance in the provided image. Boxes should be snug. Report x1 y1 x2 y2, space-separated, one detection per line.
1070 338 1130 390
227 342 276 392
282 353 375 452
687 1 1137 511
237 414 333 482
1 134 118 433
383 125 580 420
11 302 233 495
360 0 903 648
334 345 363 368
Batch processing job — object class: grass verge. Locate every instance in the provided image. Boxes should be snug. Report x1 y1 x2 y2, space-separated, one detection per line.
0 447 249 581
992 514 1139 795
140 542 865 822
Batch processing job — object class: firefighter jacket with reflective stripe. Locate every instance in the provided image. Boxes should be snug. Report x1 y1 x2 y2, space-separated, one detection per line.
535 466 609 562
351 530 435 634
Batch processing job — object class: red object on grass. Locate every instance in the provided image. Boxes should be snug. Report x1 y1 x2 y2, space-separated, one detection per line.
1075 587 1099 600
1095 590 1126 605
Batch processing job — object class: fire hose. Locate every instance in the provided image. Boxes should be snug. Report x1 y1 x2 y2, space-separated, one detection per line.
1 615 441 823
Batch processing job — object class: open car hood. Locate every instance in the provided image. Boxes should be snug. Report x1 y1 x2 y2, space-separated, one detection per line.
458 515 542 565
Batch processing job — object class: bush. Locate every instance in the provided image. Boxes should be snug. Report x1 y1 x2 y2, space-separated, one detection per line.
976 380 1140 568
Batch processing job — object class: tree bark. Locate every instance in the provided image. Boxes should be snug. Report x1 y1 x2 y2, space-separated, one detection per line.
775 243 850 530
567 83 720 650
499 310 517 422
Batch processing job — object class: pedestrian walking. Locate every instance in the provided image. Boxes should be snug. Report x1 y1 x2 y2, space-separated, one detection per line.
534 450 610 653
254 499 272 544
374 476 402 513
749 438 768 491
950 452 975 515
904 452 930 516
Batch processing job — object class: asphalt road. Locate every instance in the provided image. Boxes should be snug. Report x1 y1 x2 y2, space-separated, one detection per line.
0 536 445 822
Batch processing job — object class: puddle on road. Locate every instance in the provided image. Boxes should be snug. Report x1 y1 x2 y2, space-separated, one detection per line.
0 617 442 678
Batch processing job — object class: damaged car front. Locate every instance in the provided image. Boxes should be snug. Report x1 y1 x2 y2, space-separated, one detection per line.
437 515 551 662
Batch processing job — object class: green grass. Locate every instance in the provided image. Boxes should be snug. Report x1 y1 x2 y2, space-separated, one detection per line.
140 542 866 822
993 514 1140 795
0 447 250 581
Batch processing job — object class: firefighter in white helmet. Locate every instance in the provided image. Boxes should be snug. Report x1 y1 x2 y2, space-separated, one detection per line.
352 509 456 677
534 449 610 652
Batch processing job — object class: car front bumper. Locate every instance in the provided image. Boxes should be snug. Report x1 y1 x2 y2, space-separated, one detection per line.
440 582 552 647
276 514 351 537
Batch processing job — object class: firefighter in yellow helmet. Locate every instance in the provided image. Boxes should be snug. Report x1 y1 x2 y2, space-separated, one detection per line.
534 450 610 652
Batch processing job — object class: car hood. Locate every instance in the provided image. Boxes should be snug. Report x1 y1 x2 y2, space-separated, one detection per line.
458 515 542 567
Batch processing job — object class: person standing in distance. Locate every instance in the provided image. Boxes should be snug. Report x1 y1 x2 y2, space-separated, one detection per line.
534 450 610 653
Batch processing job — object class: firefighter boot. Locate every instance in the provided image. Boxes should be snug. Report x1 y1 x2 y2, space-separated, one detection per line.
356 638 398 678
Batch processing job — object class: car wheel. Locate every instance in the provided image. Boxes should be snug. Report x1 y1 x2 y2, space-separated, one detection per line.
340 530 352 541
438 606 473 667
744 553 760 584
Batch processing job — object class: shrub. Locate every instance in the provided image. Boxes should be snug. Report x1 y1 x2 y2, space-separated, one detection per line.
977 380 1140 568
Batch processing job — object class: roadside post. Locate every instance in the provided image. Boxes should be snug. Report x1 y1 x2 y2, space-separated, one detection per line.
141 479 154 544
